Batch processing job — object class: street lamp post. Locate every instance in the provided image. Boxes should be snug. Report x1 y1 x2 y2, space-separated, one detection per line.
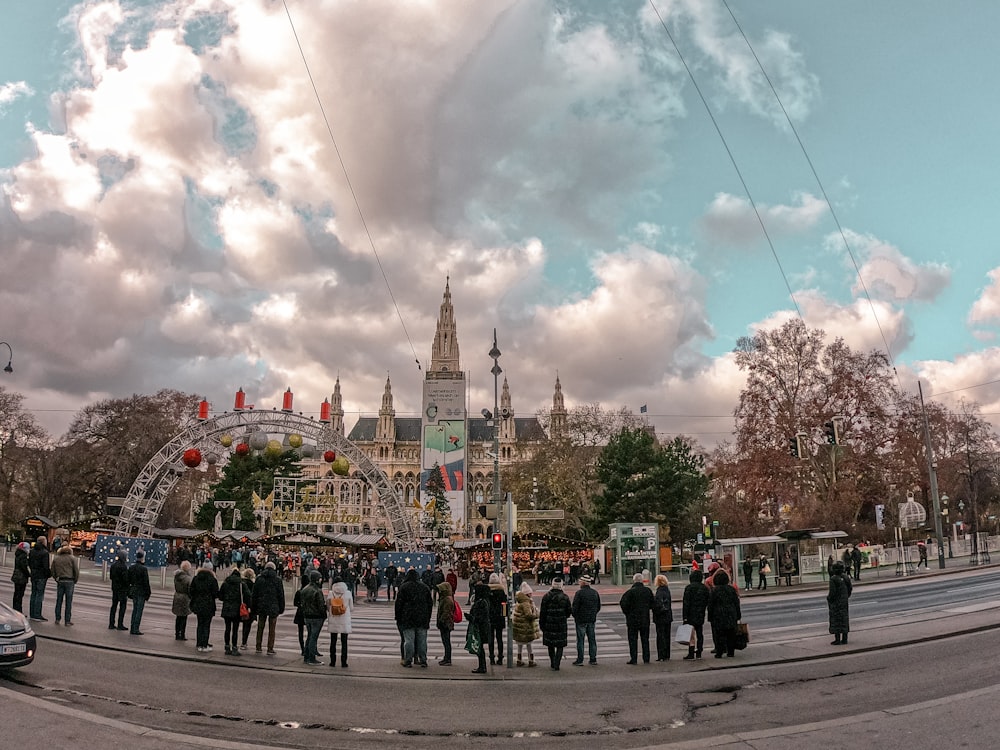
941 495 952 558
0 342 13 374
487 328 502 571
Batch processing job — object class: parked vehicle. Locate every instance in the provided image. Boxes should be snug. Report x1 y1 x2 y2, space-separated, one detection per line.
0 601 36 669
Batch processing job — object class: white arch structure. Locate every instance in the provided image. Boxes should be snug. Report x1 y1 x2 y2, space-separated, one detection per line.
114 410 415 545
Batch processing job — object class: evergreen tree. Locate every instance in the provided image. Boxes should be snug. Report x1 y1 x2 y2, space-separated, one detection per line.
195 450 302 531
589 428 708 539
424 463 450 537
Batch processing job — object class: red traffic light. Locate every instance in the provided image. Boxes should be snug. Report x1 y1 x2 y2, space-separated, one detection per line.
492 532 504 549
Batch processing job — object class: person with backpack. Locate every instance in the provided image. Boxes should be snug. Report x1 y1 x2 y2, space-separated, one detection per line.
327 576 353 667
487 572 508 665
436 581 456 666
468 581 492 673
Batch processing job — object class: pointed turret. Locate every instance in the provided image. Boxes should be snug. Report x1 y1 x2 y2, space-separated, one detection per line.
331 378 345 435
429 276 461 379
376 375 396 443
550 374 567 439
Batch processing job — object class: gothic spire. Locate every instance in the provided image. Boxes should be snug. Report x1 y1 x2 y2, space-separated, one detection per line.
429 276 461 379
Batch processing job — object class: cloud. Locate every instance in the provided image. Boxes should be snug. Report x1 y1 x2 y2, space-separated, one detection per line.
0 81 33 109
968 268 1000 325
832 230 950 303
699 191 827 245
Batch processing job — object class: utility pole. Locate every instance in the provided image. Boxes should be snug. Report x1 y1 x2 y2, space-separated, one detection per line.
918 382 946 569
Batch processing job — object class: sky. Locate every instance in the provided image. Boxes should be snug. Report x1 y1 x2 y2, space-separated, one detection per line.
2 0 1000 449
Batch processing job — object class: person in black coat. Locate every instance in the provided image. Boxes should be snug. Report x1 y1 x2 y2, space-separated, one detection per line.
707 569 741 658
189 561 220 652
10 542 30 613
487 572 508 665
127 551 152 635
619 573 655 664
251 561 286 654
27 536 51 621
827 560 853 645
652 574 674 661
571 575 601 665
682 570 710 659
468 582 493 673
109 550 130 629
539 578 572 670
219 567 251 656
394 568 433 668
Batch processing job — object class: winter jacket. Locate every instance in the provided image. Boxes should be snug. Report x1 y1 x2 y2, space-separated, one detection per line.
469 583 493 642
328 581 354 634
28 543 50 580
707 584 741 629
128 562 152 600
109 558 130 595
189 569 220 617
539 587 572 647
512 591 539 644
571 585 601 624
394 569 433 629
50 546 79 582
683 581 710 625
619 582 655 627
219 570 251 619
436 582 455 631
827 568 853 634
653 583 673 625
172 567 192 617
251 567 286 617
298 581 327 620
11 548 29 585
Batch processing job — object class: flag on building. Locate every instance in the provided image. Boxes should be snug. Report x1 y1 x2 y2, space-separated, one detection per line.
640 404 647 414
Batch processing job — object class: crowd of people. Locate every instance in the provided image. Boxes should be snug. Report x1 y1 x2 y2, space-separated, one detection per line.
9 536 857 672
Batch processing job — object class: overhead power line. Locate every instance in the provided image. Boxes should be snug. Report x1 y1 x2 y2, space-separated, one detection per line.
282 0 422 372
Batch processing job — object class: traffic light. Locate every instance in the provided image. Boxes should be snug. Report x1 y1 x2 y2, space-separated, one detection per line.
492 532 504 550
824 417 843 444
788 433 807 459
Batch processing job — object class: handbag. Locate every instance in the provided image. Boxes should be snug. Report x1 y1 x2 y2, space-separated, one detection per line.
675 623 695 646
453 599 463 623
464 625 482 655
239 583 251 621
735 622 749 650
762 564 772 575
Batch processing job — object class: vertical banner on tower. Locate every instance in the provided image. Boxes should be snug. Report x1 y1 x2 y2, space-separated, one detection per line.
421 379 467 533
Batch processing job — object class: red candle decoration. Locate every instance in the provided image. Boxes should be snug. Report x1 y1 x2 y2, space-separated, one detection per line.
182 448 202 468
323 450 336 463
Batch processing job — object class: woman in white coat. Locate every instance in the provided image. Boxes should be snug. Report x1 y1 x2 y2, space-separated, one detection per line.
327 577 353 668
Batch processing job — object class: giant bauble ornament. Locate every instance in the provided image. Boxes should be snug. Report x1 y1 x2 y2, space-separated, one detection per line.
323 450 336 463
331 456 350 476
220 434 233 448
249 431 268 451
288 433 303 449
265 439 283 457
206 452 219 465
182 448 202 468
235 442 250 456
300 443 315 458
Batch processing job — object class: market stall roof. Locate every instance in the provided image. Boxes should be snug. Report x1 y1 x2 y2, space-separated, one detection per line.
453 539 489 549
716 536 785 546
22 515 60 530
778 529 848 541
153 528 213 540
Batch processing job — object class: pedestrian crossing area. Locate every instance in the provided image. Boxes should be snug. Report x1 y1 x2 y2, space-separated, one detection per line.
265 605 632 662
